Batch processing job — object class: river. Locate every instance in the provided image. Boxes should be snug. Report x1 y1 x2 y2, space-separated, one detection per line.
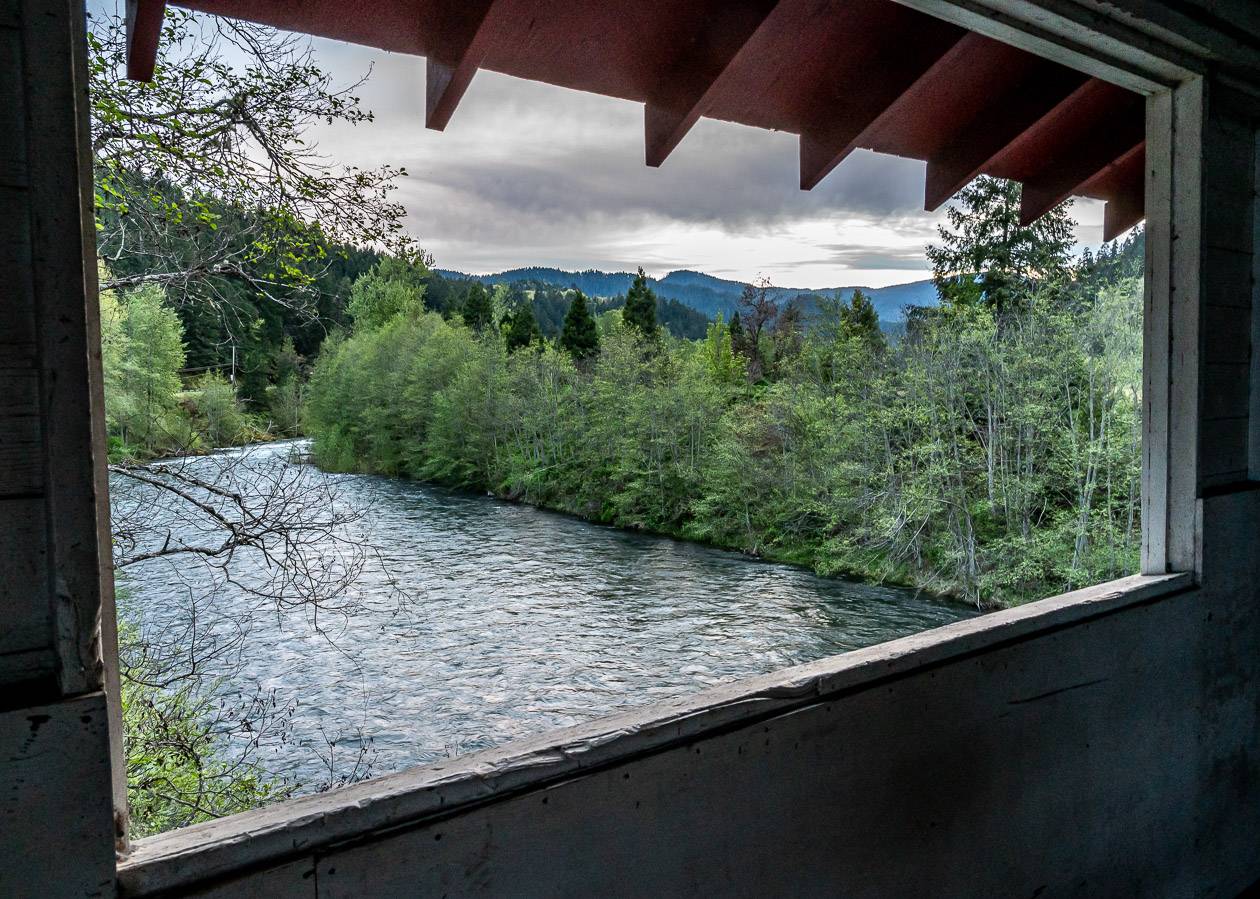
113 440 979 791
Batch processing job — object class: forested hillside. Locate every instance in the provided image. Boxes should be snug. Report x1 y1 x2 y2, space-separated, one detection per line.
439 267 938 323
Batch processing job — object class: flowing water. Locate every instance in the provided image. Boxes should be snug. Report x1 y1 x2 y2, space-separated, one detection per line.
113 440 979 791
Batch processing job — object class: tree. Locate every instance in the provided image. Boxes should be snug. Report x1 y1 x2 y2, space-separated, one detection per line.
838 288 886 354
733 277 778 381
462 282 495 332
702 313 744 386
623 267 658 338
926 176 1073 313
89 7 415 310
505 301 542 353
347 259 428 331
558 290 600 360
106 284 189 455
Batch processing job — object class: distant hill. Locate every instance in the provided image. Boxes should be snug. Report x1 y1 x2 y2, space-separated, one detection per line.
437 267 939 324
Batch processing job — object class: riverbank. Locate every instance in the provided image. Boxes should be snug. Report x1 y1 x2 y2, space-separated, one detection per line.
303 285 1142 611
303 441 980 610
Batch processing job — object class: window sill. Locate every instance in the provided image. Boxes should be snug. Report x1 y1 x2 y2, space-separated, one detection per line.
117 571 1193 896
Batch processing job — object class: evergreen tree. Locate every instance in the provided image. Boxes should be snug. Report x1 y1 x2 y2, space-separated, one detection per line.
558 289 600 360
839 288 886 353
926 175 1074 313
622 266 658 338
462 282 495 332
505 301 541 353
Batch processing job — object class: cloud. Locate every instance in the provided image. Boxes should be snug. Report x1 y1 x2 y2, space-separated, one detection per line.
297 35 1101 287
808 246 935 270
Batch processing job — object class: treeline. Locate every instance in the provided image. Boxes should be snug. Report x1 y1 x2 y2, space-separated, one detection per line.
305 182 1145 607
514 281 711 340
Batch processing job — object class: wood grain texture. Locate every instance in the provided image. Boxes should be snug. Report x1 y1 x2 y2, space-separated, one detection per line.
20 0 109 698
0 369 43 498
0 497 51 678
0 27 27 189
1142 88 1173 574
0 694 116 898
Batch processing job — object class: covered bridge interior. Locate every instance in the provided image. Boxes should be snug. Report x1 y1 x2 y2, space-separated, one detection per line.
3 0 1260 895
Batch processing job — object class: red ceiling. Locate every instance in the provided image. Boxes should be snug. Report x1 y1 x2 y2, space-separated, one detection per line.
132 0 1147 239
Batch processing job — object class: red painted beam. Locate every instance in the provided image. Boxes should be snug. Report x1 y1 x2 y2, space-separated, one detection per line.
797 2 965 190
923 65 1088 211
1014 89 1145 225
645 0 782 168
125 0 166 82
1020 138 1144 226
859 35 1044 163
426 0 500 132
1078 143 1146 240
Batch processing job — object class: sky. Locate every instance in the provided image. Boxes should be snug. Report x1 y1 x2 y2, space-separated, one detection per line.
249 29 1112 289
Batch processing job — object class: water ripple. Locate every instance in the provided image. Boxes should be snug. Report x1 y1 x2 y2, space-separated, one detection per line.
115 441 979 790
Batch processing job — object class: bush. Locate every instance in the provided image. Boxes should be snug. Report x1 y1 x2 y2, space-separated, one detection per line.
189 372 260 447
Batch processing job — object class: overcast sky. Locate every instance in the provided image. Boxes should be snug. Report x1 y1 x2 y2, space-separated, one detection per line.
295 34 1108 288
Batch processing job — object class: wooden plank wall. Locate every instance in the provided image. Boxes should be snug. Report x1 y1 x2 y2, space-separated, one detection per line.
0 0 55 692
0 0 121 893
1197 91 1256 490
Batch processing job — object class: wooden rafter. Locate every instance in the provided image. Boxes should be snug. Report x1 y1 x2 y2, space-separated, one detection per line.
645 0 782 168
426 0 500 132
1014 87 1145 224
125 0 166 82
923 64 1088 211
153 0 1151 231
797 1 966 190
1083 144 1147 240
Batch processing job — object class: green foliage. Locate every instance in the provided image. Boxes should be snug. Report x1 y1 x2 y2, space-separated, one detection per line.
838 288 885 354
348 258 428 331
304 237 1143 609
559 290 600 360
188 373 260 447
623 267 659 338
462 282 496 332
702 313 745 387
927 176 1074 312
100 268 273 458
505 299 542 353
119 618 289 838
102 282 192 457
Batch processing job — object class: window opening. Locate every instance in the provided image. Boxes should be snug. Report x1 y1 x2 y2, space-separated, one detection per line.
94 0 1155 839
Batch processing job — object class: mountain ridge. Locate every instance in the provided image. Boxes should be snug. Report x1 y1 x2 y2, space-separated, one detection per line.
436 266 939 322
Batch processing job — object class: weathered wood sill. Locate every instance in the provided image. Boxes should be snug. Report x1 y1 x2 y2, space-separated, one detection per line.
117 571 1194 896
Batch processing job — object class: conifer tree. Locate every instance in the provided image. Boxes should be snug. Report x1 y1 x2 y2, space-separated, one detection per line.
462 282 495 332
559 289 600 360
839 288 886 353
927 175 1073 313
505 301 541 353
622 267 658 338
